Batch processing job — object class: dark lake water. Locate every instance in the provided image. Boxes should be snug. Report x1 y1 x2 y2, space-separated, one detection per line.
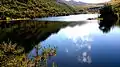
0 14 120 67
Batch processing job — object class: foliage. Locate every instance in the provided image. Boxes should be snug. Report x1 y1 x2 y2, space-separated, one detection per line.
0 42 27 67
0 0 76 19
99 5 115 17
0 41 57 67
110 0 120 18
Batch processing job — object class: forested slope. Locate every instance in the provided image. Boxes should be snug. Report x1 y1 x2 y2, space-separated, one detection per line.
0 0 76 18
110 0 120 16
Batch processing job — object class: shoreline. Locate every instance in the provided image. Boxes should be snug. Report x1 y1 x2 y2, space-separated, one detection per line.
0 12 87 21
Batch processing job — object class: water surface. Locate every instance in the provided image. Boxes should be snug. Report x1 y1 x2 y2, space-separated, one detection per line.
0 14 120 67
29 20 120 67
34 14 99 21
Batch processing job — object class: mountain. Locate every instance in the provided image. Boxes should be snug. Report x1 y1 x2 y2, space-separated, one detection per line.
57 0 87 6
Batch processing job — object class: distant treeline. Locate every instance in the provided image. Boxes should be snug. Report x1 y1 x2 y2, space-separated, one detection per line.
0 0 80 19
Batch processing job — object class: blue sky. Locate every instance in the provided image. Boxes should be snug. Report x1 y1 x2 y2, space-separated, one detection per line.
65 0 111 3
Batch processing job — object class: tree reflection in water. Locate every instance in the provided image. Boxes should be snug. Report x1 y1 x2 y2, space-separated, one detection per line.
99 5 118 33
99 14 118 33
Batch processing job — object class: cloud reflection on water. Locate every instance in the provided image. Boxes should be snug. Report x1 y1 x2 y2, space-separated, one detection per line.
40 21 101 64
58 22 98 64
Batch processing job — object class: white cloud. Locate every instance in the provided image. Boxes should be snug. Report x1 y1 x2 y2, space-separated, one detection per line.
65 0 71 1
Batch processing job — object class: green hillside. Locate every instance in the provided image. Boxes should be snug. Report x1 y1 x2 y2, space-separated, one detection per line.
110 0 120 18
0 0 76 19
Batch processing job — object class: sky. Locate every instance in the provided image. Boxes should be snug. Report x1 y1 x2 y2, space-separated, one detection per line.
65 0 111 3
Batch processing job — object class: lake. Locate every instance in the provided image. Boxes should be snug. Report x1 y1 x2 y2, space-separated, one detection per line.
0 14 120 67
34 14 99 21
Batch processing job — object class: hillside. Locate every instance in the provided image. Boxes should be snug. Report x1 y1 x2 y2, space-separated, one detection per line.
0 0 77 19
110 0 120 13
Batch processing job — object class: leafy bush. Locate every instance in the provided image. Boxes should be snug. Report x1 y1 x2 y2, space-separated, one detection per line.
0 41 57 67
